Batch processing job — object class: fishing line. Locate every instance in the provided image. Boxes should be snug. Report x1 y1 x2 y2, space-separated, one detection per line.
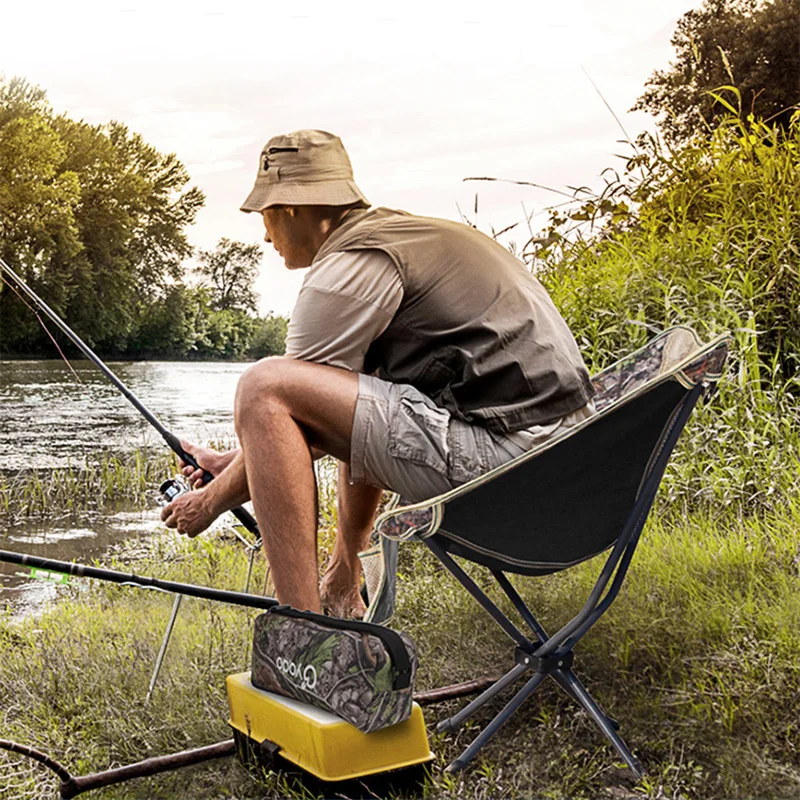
1 254 265 704
0 275 83 384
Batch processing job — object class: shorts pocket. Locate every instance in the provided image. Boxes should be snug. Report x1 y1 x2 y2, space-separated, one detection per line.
387 396 450 474
447 420 488 484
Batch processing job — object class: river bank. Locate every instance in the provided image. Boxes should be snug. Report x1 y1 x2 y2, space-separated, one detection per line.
0 447 177 616
0 358 246 616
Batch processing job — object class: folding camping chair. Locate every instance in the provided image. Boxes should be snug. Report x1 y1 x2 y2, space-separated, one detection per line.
359 326 729 777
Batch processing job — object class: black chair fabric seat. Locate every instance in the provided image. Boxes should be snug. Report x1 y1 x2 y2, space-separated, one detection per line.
438 381 685 575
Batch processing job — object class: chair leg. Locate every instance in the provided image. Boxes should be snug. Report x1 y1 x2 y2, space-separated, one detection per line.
551 669 620 731
436 663 528 733
445 670 547 773
555 668 643 779
492 570 549 643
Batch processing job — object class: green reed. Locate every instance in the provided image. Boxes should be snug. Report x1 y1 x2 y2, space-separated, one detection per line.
533 112 800 516
0 449 177 520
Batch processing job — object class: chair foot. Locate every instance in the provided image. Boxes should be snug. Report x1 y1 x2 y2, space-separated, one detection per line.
436 719 455 733
628 757 645 781
557 668 643 778
444 759 466 774
448 671 547 773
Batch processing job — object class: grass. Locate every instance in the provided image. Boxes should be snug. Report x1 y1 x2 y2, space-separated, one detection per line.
2 501 800 799
533 115 800 520
0 449 178 520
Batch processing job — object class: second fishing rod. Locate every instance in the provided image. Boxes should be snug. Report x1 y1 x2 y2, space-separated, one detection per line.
0 256 261 541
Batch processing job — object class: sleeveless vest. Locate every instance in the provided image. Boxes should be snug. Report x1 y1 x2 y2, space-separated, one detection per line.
314 207 594 431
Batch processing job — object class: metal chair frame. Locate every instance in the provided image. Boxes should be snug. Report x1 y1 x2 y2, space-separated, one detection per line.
367 328 729 776
428 384 702 776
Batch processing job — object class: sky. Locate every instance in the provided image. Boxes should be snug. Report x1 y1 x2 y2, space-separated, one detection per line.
3 0 699 316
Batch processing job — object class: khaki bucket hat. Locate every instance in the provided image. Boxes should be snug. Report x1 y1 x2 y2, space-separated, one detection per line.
240 130 370 213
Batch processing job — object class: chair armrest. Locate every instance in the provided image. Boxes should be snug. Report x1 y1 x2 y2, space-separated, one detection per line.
374 501 442 541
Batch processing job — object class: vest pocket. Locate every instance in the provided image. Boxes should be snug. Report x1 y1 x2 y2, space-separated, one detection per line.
387 396 451 474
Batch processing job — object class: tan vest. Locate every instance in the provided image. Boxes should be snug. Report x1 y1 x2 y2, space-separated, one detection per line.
314 207 594 431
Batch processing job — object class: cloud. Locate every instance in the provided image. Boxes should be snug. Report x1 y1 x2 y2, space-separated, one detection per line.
3 0 697 314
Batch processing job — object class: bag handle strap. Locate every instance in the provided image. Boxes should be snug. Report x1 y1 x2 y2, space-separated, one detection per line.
269 605 412 690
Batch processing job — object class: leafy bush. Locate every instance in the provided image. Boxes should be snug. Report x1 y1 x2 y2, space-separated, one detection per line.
527 110 800 514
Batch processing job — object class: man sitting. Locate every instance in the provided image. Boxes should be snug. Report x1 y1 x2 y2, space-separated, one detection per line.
162 130 594 619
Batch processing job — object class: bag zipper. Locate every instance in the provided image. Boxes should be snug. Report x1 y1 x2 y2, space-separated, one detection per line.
269 605 412 690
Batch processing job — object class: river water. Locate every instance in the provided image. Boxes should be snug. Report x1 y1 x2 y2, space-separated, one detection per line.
1 359 249 616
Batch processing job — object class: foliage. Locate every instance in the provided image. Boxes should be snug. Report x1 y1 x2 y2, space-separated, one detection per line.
535 112 800 375
0 448 175 521
0 114 82 350
633 0 800 144
0 76 288 361
524 112 800 515
0 76 205 354
196 237 261 314
126 284 284 360
247 313 289 359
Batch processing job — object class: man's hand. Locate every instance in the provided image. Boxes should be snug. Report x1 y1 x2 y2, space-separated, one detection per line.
179 439 239 489
161 490 217 538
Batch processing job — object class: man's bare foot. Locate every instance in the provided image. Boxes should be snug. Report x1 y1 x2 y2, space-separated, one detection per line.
320 566 367 620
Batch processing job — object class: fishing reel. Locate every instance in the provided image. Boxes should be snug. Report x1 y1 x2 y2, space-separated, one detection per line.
159 476 190 506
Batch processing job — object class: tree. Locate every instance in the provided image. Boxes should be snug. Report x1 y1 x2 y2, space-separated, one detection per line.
247 314 289 358
633 0 800 144
195 238 261 314
50 116 205 349
0 74 49 127
0 76 205 354
128 284 204 357
0 113 82 351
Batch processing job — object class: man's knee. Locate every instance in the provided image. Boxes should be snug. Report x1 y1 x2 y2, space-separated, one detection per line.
234 356 294 422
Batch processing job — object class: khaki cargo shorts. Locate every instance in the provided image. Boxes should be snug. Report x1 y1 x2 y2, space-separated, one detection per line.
350 374 594 503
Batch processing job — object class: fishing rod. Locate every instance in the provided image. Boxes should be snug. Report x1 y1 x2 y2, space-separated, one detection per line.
0 256 260 538
0 548 277 610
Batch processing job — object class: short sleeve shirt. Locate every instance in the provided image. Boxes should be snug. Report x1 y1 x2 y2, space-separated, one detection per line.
285 249 403 373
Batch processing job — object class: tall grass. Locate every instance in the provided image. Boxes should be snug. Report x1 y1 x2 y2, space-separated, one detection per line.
0 449 176 520
533 112 800 515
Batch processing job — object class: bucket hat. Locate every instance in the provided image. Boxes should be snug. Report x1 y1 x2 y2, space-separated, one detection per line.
240 130 370 213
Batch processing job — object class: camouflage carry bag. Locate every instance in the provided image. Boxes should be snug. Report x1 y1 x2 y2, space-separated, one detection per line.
250 605 417 733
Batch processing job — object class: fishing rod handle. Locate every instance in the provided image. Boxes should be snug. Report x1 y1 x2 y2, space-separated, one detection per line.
162 432 213 484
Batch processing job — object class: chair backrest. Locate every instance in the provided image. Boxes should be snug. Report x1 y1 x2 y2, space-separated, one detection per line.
374 327 729 576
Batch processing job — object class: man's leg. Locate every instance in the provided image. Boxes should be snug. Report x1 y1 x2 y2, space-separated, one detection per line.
234 357 361 613
320 462 383 618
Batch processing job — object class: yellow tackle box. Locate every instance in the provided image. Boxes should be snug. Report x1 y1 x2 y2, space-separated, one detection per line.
226 671 433 782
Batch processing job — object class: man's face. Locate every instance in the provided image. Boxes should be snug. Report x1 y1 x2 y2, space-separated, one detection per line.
261 206 317 269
